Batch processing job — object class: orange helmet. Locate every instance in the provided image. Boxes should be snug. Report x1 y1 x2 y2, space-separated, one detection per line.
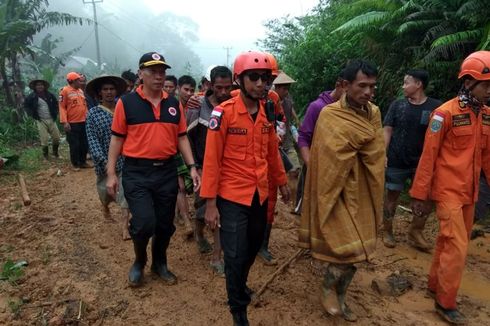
458 51 490 80
233 51 272 79
263 52 279 76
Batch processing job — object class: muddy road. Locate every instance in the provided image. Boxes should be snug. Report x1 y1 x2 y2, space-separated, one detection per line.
0 161 489 325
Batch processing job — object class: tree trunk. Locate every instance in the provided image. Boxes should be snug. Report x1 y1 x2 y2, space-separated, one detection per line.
10 54 25 120
0 59 15 107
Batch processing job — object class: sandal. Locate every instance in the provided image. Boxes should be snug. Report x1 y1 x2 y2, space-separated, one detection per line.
197 238 212 254
210 261 225 277
435 302 467 324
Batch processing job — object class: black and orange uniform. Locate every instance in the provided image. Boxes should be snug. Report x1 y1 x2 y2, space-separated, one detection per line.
59 85 88 167
112 85 185 245
200 93 287 314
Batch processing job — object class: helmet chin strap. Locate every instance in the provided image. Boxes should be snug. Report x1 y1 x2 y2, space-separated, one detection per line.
239 75 261 101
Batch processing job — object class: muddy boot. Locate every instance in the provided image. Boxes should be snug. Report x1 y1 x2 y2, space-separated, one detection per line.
258 223 277 265
408 215 431 252
336 265 358 322
320 263 344 316
42 146 49 160
151 235 177 285
128 238 148 287
383 208 396 248
52 143 59 159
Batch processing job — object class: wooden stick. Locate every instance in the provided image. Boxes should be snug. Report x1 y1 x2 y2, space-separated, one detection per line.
18 173 31 206
378 257 408 267
397 205 412 213
255 248 304 298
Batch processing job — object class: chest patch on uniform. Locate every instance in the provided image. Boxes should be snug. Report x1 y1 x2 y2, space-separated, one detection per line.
168 107 177 116
483 114 490 126
452 113 471 127
227 128 247 135
261 122 272 134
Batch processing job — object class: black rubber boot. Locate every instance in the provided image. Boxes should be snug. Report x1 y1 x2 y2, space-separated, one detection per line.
52 143 59 158
128 238 148 287
336 265 358 322
151 235 177 285
42 146 49 159
258 223 277 265
231 310 249 326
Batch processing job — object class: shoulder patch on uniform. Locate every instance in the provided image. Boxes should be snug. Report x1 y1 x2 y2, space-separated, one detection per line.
227 127 247 135
209 117 219 130
208 107 224 131
430 119 442 133
434 111 445 120
452 113 471 127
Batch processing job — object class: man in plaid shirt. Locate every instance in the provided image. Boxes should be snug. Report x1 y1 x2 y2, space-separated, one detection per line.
86 75 130 240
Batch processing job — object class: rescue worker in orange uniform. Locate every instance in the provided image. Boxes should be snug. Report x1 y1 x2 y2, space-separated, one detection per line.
106 52 200 287
59 72 90 170
229 52 287 266
410 51 490 325
201 51 290 326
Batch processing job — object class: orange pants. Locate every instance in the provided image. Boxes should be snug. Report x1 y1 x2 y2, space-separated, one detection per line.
428 202 474 309
267 185 278 224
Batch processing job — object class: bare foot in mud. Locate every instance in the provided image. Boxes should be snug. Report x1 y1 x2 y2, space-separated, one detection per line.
122 226 131 240
102 205 115 221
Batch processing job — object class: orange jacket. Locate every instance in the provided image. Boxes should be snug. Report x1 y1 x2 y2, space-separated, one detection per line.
410 97 490 204
58 85 87 123
200 93 287 206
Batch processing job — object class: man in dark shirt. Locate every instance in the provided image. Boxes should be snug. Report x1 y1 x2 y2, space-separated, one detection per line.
383 69 442 250
187 66 233 276
24 79 60 159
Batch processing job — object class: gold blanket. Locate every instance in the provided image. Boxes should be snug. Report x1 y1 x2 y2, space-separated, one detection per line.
299 97 385 264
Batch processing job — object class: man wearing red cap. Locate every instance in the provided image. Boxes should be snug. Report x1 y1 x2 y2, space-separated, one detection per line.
59 72 90 170
106 52 200 288
410 51 490 324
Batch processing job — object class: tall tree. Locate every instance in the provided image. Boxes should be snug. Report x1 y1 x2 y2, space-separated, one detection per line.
0 0 86 118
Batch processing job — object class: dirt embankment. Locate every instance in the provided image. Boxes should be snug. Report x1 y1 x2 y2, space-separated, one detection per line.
0 164 489 325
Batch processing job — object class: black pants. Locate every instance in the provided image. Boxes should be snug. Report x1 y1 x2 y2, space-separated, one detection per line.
122 159 178 242
66 122 88 167
218 191 268 313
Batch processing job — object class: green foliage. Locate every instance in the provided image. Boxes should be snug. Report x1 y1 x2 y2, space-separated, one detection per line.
261 0 490 115
0 259 25 285
0 107 39 149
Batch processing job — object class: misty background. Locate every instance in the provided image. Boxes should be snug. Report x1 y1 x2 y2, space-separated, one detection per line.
35 0 317 82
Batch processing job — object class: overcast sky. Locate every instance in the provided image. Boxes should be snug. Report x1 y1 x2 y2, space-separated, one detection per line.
139 0 319 68
44 0 319 76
